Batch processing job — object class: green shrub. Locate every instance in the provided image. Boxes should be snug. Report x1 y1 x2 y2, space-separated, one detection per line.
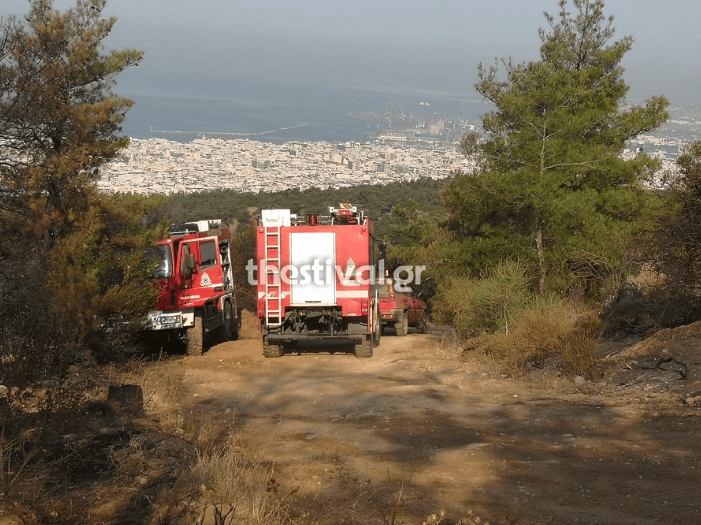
430 272 474 334
471 295 568 375
456 289 602 378
506 295 570 368
432 259 530 336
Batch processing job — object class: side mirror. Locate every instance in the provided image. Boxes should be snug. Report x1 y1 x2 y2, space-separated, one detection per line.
185 253 196 270
182 252 196 278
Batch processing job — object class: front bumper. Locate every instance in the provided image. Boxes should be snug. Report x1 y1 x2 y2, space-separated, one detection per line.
141 309 195 331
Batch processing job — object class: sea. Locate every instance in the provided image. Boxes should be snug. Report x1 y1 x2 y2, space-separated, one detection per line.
119 79 491 145
118 78 701 153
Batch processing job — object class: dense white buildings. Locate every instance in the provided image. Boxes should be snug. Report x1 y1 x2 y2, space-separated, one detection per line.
96 133 684 195
97 138 478 195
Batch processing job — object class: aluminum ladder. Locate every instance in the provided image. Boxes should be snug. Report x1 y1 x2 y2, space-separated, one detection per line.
264 220 282 328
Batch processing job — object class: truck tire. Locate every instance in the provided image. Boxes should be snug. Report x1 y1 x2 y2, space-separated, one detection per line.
186 312 204 356
372 304 381 347
354 335 373 358
395 311 409 337
216 301 236 342
263 339 283 358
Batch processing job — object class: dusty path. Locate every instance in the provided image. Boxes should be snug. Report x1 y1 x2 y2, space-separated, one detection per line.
153 322 701 525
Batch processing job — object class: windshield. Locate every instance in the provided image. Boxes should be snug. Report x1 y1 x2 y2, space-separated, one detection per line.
145 245 173 279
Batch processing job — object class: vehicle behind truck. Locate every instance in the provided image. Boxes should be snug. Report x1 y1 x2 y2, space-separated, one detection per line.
141 220 238 356
256 204 381 357
376 279 428 336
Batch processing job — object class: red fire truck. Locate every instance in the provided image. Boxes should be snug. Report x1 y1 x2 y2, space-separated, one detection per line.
141 220 238 356
256 204 381 358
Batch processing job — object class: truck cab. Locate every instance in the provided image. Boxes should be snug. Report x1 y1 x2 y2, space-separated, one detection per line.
141 220 238 355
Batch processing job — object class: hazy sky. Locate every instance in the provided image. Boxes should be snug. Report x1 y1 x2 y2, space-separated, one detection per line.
2 0 700 105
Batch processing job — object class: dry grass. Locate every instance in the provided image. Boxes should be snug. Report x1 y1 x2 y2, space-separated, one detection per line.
429 325 466 364
122 362 190 433
116 361 301 524
431 259 612 379
463 299 602 379
192 436 300 525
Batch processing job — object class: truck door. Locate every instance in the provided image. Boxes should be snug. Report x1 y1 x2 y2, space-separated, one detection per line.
181 238 223 289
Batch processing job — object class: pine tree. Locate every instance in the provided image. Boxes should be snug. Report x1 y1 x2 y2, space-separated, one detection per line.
0 0 142 246
0 0 147 385
447 0 668 296
654 142 701 291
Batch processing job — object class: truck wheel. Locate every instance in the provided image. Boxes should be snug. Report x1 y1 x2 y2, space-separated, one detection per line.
263 339 283 358
217 301 236 342
395 311 409 337
186 312 204 356
354 335 373 358
372 304 381 347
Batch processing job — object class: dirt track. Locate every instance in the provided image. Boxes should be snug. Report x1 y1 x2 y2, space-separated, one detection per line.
152 316 701 525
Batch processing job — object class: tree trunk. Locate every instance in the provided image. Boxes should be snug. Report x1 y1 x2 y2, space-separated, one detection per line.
535 226 546 296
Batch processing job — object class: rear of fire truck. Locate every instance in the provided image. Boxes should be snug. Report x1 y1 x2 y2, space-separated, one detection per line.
256 204 381 357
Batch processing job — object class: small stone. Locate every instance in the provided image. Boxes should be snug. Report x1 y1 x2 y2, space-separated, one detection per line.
573 376 586 387
685 397 696 406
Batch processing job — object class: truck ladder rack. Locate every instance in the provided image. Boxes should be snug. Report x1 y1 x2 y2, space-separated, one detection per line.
264 221 282 328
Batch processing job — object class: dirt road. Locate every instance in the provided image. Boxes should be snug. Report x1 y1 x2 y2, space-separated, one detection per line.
154 318 701 525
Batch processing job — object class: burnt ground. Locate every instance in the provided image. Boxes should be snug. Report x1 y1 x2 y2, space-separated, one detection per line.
2 313 701 524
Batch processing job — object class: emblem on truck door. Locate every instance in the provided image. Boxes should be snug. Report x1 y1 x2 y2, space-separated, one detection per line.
342 257 361 286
